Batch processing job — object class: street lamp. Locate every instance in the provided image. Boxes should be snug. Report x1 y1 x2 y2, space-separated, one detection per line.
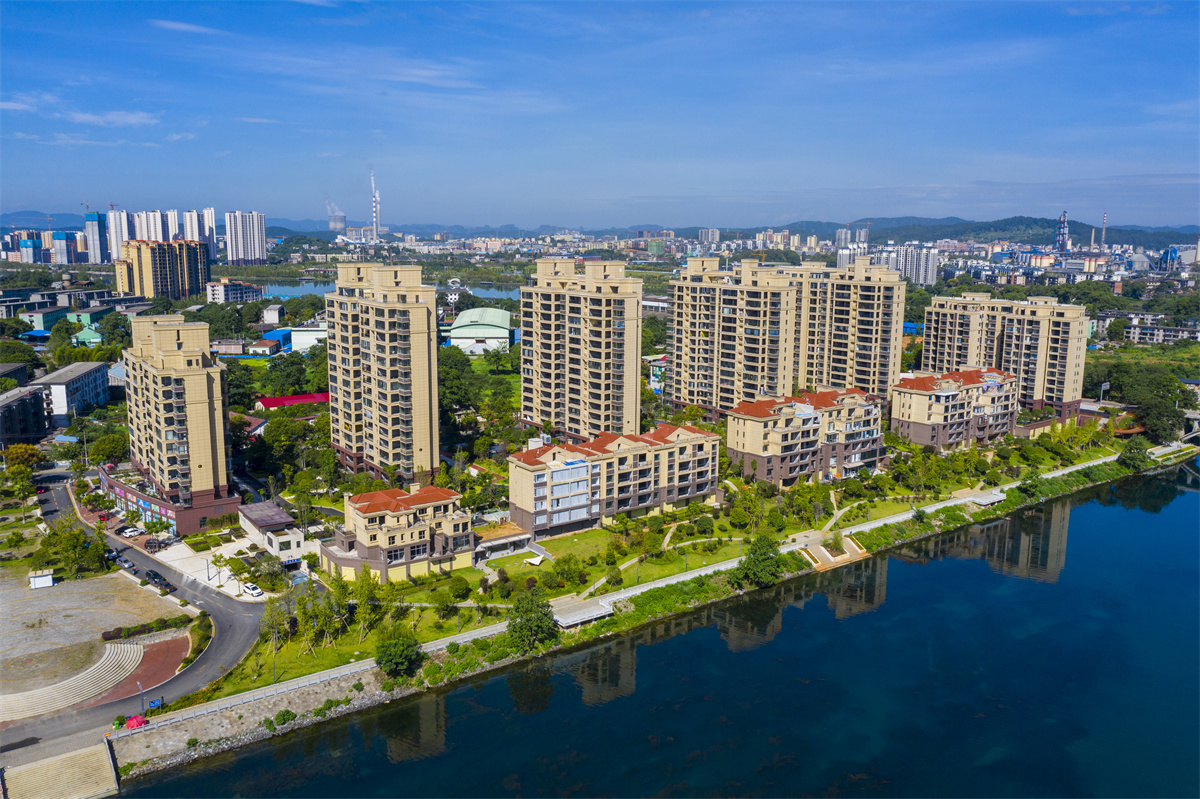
137 680 144 715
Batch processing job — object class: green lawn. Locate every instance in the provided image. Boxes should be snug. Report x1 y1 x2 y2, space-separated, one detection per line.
538 528 612 562
205 609 502 702
834 497 943 530
483 553 583 599
390 566 491 604
612 540 747 587
285 493 343 511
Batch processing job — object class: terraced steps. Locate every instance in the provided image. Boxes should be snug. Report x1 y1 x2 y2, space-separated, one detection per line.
1 743 118 799
0 644 143 722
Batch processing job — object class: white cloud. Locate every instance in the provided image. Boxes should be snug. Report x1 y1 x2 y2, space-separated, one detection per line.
38 133 129 147
0 101 34 111
65 110 160 127
166 132 196 141
149 19 226 34
12 132 39 139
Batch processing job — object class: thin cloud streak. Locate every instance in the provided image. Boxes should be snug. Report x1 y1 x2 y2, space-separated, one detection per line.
149 19 227 35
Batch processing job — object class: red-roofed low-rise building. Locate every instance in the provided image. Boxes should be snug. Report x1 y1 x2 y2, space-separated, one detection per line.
319 484 476 581
890 368 1017 451
726 388 884 485
254 392 330 412
508 423 722 539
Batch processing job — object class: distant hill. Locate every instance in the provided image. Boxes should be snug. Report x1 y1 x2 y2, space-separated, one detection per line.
867 216 1192 249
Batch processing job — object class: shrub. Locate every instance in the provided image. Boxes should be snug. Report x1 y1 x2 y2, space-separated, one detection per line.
179 599 188 607
525 576 537 590
446 641 460 655
186 738 198 748
586 554 598 566
114 715 127 727
496 568 509 584
447 575 471 601
274 709 296 726
352 681 364 692
479 576 490 594
380 679 395 692
497 581 513 599
261 718 276 732
140 579 149 586
376 626 423 677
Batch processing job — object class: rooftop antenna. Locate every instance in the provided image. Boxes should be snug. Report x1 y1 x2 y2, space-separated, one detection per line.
370 168 380 244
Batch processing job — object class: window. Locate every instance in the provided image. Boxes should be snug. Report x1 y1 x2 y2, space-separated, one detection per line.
410 543 428 559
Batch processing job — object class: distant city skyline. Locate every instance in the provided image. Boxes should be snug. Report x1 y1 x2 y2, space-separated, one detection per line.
1 2 1196 227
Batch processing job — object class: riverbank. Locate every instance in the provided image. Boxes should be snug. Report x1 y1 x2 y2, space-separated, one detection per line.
28 448 1193 793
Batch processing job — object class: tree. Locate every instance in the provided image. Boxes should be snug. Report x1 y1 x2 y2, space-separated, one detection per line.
13 479 34 522
732 534 783 589
375 625 423 677
223 359 259 409
89 432 129 465
260 594 291 652
694 515 714 537
437 345 483 415
353 564 381 642
264 353 308 398
0 341 39 373
1106 318 1129 341
4 443 43 470
1117 436 1152 471
507 587 557 653
729 507 750 529
447 574 471 601
97 313 132 347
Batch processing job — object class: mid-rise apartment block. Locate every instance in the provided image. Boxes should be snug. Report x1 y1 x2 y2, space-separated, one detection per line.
30 361 110 427
0 386 49 446
114 240 209 300
665 257 903 418
225 211 267 266
206 279 263 305
105 316 236 534
508 423 721 538
320 485 476 581
326 263 439 481
922 292 1087 418
725 388 884 485
891 368 1017 451
519 258 642 442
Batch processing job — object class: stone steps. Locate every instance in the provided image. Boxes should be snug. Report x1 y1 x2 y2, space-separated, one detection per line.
1 743 118 799
0 644 143 722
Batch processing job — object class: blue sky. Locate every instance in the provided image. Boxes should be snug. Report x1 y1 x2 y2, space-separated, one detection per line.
2 2 1197 228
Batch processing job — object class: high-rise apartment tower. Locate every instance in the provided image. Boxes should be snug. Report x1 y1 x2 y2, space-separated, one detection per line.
225 211 267 266
665 257 904 418
114 240 209 299
519 258 642 442
117 316 235 534
326 263 440 480
921 292 1088 418
84 212 109 264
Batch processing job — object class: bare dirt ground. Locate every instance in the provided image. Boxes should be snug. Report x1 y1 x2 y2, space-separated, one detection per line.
0 570 184 694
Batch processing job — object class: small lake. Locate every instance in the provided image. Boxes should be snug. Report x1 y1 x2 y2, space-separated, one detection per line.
124 462 1200 798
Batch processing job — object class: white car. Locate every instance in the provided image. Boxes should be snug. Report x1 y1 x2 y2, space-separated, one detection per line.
243 583 264 597
121 527 144 539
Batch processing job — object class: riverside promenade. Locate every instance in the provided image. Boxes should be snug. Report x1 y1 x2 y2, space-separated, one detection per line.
0 449 1148 799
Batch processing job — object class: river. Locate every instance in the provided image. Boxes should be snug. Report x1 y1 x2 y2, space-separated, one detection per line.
124 463 1200 798
259 282 521 301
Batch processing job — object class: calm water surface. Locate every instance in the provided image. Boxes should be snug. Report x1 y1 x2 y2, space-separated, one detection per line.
126 465 1200 798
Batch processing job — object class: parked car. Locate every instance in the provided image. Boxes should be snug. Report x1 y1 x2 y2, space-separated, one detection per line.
104 548 118 561
161 582 177 593
35 486 47 494
117 557 135 569
243 583 263 597
121 528 143 539
145 570 164 585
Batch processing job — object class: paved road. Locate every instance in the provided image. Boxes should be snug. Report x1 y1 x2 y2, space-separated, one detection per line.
0 470 265 765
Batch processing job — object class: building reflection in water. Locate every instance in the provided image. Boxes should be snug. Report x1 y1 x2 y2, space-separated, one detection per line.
366 499 1079 738
897 500 1071 583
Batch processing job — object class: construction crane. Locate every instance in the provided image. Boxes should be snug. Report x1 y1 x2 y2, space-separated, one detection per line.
7 214 54 232
108 202 120 210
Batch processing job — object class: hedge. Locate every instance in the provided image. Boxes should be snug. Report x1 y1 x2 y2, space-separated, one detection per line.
101 613 193 641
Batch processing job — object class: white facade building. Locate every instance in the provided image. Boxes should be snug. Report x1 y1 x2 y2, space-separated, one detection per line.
876 243 942 286
206 280 264 304
699 228 720 245
30 361 111 427
290 325 328 353
165 210 180 241
225 211 267 266
106 210 132 260
133 210 167 242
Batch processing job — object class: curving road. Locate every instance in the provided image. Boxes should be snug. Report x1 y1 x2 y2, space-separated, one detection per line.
0 469 264 764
